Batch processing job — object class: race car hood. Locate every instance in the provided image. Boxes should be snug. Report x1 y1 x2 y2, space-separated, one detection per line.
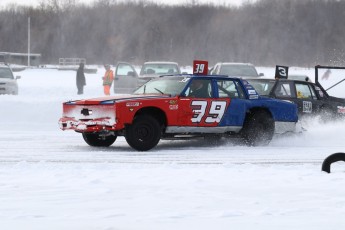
65 94 171 105
138 74 161 81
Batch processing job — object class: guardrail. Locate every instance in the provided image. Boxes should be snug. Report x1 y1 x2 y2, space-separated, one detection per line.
58 58 97 74
59 58 86 66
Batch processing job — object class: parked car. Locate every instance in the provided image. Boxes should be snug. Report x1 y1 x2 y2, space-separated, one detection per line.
137 61 181 86
0 63 20 95
209 62 264 78
59 74 298 151
113 62 138 94
112 61 182 94
245 77 345 120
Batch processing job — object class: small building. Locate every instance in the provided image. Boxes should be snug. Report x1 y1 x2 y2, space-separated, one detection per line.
0 52 41 66
58 57 97 74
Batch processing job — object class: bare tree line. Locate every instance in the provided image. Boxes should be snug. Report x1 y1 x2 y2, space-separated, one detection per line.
0 0 344 67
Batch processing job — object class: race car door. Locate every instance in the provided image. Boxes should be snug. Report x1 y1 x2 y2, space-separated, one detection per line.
177 78 231 132
294 82 322 116
214 78 247 129
273 81 319 116
178 78 226 130
114 62 138 94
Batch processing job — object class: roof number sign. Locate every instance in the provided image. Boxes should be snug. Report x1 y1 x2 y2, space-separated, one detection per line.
193 60 208 75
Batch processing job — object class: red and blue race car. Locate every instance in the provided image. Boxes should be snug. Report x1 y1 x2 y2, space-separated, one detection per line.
59 73 299 151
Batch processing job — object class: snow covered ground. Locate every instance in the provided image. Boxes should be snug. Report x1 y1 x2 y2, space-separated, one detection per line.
1 66 345 230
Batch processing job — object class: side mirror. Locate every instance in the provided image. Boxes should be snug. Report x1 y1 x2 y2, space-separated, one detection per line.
16 76 21 80
182 72 188 74
259 73 264 77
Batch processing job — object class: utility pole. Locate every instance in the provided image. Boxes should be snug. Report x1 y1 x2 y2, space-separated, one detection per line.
28 17 30 67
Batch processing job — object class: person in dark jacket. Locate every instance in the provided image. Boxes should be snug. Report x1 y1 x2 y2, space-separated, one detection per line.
76 62 86 94
188 79 210 98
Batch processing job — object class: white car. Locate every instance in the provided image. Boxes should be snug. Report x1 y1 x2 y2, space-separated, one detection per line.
137 61 181 87
0 64 20 95
113 61 182 94
209 62 263 78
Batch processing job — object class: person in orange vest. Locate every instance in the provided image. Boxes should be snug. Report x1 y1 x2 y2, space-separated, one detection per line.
102 64 114 95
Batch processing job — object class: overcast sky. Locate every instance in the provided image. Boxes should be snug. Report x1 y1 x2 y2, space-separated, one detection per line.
0 0 256 7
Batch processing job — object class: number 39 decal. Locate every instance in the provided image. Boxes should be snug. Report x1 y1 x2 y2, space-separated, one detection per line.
191 100 227 123
193 60 208 75
194 64 205 74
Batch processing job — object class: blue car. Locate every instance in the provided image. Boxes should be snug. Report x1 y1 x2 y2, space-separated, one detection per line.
175 75 299 146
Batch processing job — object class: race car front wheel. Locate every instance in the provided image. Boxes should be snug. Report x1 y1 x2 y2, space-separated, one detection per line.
82 132 117 147
125 115 162 151
241 110 274 146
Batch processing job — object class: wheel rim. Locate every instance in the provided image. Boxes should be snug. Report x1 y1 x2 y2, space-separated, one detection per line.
135 124 153 142
125 115 162 151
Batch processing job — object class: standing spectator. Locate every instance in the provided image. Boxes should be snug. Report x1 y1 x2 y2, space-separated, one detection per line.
102 64 114 95
76 62 86 95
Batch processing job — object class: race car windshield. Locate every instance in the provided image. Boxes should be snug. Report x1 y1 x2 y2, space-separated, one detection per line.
246 79 275 96
133 76 190 95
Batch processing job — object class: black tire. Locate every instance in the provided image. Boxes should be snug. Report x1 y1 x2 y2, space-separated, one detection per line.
82 132 117 147
241 110 274 146
125 115 162 151
321 152 345 173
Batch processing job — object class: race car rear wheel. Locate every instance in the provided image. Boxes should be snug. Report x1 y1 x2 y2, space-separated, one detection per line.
241 110 274 146
319 107 335 123
82 132 117 147
125 115 162 151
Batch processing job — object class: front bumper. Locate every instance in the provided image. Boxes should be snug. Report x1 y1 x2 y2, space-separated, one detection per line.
59 117 116 132
60 103 116 132
0 85 18 95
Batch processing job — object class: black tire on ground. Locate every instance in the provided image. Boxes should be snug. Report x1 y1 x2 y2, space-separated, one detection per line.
82 132 117 147
125 115 162 151
321 152 345 173
241 110 274 146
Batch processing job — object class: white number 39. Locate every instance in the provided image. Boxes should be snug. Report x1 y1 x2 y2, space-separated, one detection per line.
191 101 227 123
194 64 205 74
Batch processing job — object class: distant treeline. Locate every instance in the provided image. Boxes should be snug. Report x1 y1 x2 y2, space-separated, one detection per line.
0 0 344 67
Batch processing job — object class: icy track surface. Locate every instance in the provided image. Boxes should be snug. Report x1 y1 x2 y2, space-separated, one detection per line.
1 67 345 230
